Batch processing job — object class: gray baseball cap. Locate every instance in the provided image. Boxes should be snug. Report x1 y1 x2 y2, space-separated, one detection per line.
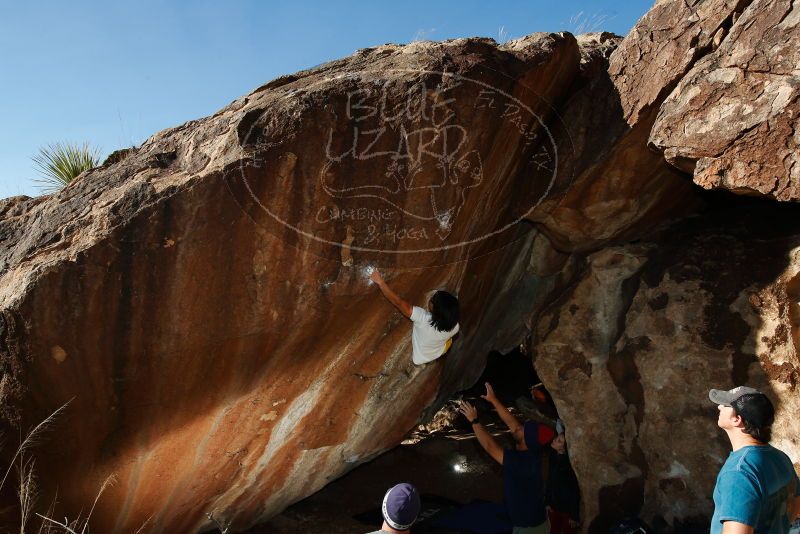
709 386 762 406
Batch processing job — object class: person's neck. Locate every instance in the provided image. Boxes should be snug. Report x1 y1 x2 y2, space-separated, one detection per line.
381 521 408 533
727 429 766 451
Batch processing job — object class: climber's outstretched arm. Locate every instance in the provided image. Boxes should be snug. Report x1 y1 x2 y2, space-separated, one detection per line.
370 270 413 318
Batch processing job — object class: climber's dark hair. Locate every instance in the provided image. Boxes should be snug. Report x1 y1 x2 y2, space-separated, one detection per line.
429 291 459 332
731 393 774 443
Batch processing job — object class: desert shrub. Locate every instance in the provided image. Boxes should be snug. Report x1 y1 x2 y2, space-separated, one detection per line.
32 143 101 193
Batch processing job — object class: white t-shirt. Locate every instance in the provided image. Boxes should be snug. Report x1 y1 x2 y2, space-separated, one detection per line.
410 306 459 365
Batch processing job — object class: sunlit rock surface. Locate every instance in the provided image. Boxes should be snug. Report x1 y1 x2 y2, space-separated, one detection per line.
612 0 800 201
650 0 799 200
0 30 697 532
1 0 797 532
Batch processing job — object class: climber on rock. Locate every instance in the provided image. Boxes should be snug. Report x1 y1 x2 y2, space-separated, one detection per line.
369 269 459 365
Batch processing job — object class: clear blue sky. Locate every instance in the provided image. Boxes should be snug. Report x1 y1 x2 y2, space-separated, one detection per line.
0 1 653 199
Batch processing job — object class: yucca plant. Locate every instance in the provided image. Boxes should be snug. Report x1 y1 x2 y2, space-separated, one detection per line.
32 142 101 194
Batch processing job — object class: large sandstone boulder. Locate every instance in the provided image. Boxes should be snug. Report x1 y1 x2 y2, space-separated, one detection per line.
3 0 795 531
0 31 697 532
534 201 800 531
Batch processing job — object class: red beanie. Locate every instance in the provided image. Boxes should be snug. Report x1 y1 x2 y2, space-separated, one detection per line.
523 422 556 448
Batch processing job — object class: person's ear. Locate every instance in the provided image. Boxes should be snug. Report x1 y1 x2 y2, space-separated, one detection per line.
731 413 745 428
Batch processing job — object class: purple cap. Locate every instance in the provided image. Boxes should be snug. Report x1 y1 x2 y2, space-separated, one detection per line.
382 483 421 531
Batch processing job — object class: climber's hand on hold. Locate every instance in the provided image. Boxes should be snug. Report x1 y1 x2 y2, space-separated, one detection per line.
369 270 384 286
458 400 478 422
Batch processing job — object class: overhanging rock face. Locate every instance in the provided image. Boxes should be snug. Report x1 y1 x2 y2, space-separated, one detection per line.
2 0 795 531
0 33 695 532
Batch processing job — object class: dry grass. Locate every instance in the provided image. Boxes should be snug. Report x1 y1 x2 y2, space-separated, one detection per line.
36 492 58 534
0 401 71 492
0 400 121 533
18 458 37 533
569 10 616 34
2 400 210 533
35 474 116 534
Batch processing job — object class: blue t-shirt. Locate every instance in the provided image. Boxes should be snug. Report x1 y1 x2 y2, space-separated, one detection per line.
503 447 546 527
711 444 799 534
